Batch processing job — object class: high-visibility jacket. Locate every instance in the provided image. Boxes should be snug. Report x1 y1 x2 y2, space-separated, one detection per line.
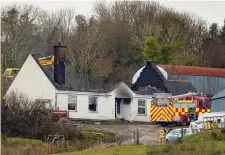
215 121 219 128
212 121 218 129
204 122 212 130
159 129 166 138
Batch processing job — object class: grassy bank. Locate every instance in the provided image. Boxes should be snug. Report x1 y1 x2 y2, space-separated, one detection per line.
2 129 225 155
53 145 148 155
1 137 48 155
1 128 117 155
54 129 225 155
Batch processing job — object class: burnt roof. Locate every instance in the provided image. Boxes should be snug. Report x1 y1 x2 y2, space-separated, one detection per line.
31 54 123 93
134 86 165 95
165 80 196 95
31 54 74 91
132 61 197 95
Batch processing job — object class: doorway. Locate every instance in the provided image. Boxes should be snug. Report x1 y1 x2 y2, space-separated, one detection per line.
115 98 131 120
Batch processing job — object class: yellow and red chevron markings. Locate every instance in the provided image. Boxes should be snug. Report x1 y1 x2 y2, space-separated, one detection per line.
150 99 211 122
150 101 174 122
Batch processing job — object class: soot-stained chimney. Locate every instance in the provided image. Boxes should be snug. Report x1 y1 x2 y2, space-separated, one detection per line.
53 43 67 85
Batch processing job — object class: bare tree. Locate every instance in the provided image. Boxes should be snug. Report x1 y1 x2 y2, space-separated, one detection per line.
1 5 44 68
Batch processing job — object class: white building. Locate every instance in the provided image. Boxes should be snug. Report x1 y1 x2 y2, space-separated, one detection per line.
5 45 158 122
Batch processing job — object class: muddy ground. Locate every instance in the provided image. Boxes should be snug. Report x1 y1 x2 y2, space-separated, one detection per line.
86 124 169 145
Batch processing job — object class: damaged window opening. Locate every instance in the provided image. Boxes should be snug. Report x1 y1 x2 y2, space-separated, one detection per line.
138 99 146 115
68 95 77 111
89 96 98 112
36 99 51 109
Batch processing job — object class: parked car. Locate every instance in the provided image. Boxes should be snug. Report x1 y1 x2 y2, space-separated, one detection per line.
165 128 193 144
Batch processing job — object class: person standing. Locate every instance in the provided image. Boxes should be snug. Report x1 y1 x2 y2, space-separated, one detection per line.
159 127 166 144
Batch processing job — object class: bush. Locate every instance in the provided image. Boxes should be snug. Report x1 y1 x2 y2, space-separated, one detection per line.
1 91 82 142
221 128 225 134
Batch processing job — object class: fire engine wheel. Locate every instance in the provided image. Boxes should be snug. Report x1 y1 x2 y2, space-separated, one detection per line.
182 116 188 126
57 117 69 124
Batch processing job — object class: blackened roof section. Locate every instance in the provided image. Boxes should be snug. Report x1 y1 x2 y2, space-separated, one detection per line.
131 61 168 92
132 61 198 95
31 54 123 93
31 54 74 91
134 85 165 95
165 80 197 96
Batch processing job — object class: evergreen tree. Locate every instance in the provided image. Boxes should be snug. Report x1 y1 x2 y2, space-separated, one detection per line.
220 19 225 41
209 23 219 38
143 36 183 64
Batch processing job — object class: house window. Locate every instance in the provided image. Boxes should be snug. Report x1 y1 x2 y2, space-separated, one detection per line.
89 96 98 112
138 99 146 115
68 95 77 111
36 99 51 109
117 101 120 114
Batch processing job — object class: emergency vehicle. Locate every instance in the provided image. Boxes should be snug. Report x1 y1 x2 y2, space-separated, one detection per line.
150 93 211 126
4 55 55 80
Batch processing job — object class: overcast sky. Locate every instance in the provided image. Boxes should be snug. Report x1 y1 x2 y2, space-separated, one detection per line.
2 0 225 27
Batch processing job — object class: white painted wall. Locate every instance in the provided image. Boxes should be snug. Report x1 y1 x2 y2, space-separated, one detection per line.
131 98 153 122
56 92 115 120
5 55 56 107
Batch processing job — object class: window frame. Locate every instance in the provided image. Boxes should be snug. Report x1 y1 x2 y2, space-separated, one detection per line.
117 101 120 114
68 95 77 111
137 99 147 115
88 96 98 113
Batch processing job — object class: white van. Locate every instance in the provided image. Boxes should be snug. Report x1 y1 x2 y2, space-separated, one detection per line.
190 112 225 131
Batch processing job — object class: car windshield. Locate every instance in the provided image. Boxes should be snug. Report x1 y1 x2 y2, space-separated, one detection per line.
11 70 19 76
172 128 191 135
171 129 181 135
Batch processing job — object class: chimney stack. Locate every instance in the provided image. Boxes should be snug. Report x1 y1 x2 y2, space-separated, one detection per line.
53 43 67 85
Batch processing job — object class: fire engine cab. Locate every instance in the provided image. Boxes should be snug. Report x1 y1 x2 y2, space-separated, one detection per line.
150 93 211 126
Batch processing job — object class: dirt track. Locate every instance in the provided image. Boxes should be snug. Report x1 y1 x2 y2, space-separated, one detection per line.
87 124 164 145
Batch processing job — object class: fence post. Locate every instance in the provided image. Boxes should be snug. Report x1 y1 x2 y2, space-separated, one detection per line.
133 131 136 144
136 129 140 145
181 127 184 138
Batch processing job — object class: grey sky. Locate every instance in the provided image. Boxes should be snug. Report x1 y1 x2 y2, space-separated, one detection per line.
2 0 225 27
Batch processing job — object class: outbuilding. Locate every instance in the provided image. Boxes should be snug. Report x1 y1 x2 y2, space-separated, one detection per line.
211 88 225 112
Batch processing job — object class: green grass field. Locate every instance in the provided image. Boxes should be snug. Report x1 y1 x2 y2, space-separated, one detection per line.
53 145 148 155
2 129 225 155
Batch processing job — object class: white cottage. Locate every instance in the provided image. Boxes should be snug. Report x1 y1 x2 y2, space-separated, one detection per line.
5 44 157 122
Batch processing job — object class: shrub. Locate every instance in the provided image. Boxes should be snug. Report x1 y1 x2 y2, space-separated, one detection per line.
221 128 225 134
1 91 82 142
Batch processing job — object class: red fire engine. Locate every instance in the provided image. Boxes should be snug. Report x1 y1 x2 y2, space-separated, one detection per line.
150 93 211 126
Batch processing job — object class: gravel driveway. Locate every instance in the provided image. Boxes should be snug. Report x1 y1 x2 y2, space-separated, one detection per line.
87 124 163 145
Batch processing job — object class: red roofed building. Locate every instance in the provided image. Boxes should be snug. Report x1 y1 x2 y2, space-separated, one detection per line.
158 65 225 96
